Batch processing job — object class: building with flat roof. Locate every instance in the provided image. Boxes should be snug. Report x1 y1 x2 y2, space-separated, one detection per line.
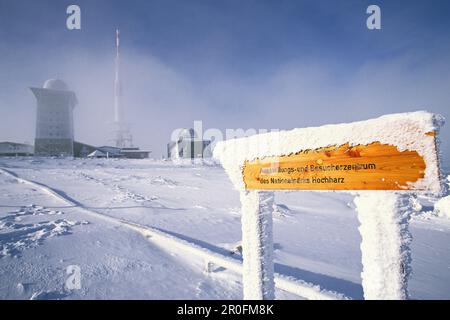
0 142 34 156
30 79 77 156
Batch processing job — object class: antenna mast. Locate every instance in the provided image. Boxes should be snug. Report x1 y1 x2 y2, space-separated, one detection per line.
113 29 133 148
114 29 121 123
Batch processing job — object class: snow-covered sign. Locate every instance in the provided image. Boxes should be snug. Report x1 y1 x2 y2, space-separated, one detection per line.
215 112 444 194
244 142 432 191
214 111 445 300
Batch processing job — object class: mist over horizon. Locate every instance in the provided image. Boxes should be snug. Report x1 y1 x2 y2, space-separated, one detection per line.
1 0 450 163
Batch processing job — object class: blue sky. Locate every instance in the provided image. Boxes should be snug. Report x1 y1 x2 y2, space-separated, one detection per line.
1 0 450 161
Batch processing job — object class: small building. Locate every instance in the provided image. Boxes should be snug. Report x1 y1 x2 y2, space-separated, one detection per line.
83 145 150 159
97 146 123 158
30 79 77 157
120 147 151 159
0 142 34 156
167 128 212 159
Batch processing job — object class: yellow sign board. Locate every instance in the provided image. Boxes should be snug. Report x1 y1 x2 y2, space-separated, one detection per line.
243 142 428 191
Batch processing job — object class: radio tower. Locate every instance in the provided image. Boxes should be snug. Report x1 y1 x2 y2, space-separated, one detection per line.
113 29 133 148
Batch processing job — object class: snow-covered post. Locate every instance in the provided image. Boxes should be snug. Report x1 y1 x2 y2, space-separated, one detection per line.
214 111 443 301
240 190 275 300
354 191 413 300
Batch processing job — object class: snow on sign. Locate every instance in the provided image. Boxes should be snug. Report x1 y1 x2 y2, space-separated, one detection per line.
215 111 443 194
214 111 445 301
243 141 430 191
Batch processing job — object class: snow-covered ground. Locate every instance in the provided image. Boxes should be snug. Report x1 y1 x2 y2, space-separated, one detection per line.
0 157 449 300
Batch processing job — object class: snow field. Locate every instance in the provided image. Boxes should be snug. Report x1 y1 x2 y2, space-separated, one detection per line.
1 158 449 299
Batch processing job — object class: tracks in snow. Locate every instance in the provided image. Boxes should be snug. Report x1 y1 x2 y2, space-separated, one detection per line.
0 167 347 300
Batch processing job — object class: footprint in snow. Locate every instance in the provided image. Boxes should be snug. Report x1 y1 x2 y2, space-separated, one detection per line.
0 206 88 258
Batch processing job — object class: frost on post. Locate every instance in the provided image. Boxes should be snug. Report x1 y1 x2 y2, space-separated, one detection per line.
354 192 412 300
240 190 275 300
214 111 444 300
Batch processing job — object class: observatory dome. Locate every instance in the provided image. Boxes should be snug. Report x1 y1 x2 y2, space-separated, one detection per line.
43 79 69 91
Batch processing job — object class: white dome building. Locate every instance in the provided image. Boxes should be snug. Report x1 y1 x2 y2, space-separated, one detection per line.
167 128 212 160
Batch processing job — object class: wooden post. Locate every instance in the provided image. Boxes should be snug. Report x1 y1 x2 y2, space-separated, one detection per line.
240 190 275 300
354 191 413 300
